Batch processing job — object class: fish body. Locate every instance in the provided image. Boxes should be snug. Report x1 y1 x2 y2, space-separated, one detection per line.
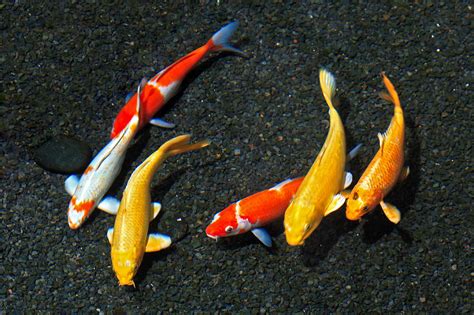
346 73 407 224
284 69 352 246
108 135 209 286
65 80 146 229
206 177 304 247
110 21 243 138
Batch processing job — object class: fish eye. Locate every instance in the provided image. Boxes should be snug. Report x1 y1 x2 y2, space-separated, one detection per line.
304 223 311 232
353 192 359 200
362 206 369 212
225 226 233 233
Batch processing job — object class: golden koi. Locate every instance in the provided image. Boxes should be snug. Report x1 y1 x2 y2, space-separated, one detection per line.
284 69 353 246
346 73 408 224
107 135 209 286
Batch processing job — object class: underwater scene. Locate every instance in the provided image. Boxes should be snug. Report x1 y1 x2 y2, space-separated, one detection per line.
2 2 472 313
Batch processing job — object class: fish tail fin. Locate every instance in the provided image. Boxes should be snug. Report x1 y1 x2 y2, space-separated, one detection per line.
154 135 209 159
166 137 210 157
379 72 401 109
207 21 246 56
319 68 337 110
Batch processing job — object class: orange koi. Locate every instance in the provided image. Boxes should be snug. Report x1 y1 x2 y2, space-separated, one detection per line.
346 73 409 224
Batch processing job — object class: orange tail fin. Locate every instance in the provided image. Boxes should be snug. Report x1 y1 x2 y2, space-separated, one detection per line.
379 72 401 108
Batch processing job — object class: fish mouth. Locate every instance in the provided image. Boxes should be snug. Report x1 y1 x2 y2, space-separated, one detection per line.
345 211 361 221
285 234 305 246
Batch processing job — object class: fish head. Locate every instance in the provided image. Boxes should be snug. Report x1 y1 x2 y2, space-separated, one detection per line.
284 201 323 246
113 252 140 287
345 188 379 221
67 197 95 229
205 204 242 240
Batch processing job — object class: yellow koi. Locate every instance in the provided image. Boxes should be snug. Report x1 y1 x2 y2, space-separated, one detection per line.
108 135 209 286
284 69 353 246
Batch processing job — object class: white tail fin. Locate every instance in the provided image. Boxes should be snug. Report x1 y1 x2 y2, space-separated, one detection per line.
319 68 336 109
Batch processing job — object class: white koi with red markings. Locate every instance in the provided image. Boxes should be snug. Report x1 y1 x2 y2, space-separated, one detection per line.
64 80 146 229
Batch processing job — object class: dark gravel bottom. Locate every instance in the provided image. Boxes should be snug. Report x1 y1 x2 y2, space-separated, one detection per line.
1 2 472 313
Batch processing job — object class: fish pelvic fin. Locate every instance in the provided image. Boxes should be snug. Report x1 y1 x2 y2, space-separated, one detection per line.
379 72 401 109
208 21 246 56
319 68 336 110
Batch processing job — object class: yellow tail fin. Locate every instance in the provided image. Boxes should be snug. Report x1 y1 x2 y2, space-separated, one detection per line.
319 68 336 109
379 72 401 108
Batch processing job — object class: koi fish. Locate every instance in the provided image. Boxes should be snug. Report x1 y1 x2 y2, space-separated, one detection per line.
110 21 244 139
204 144 362 247
107 135 209 286
65 79 146 229
346 73 408 224
284 68 353 246
206 177 304 247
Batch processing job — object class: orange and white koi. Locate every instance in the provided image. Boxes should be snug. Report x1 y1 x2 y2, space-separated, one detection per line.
346 73 408 224
107 135 209 286
110 21 243 139
284 69 353 246
206 177 304 247
65 79 146 229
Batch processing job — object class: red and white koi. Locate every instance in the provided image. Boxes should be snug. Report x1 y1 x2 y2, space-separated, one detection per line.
65 80 146 229
205 144 362 247
206 178 304 247
109 21 244 139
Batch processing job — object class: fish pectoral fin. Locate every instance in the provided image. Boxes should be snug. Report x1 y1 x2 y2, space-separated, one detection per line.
344 172 353 189
107 228 114 245
145 233 172 252
251 228 272 247
149 118 175 129
347 143 363 161
340 189 351 199
65 175 80 196
97 196 120 215
398 166 410 183
380 200 401 224
324 193 347 216
151 202 162 221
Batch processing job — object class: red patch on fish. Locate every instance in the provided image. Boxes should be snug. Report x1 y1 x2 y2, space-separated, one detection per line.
83 165 94 175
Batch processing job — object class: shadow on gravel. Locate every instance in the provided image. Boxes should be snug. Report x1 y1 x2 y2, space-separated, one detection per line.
361 114 421 245
154 51 244 119
301 211 358 267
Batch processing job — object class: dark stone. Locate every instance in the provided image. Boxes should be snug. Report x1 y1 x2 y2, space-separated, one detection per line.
34 135 92 174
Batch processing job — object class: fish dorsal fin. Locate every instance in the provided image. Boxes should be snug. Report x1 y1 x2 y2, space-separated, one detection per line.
151 202 162 221
324 193 347 216
251 228 272 247
65 175 80 196
145 233 172 252
377 132 387 155
380 200 401 224
107 228 114 245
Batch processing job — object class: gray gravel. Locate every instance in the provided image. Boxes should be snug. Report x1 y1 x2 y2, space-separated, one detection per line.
1 2 472 313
